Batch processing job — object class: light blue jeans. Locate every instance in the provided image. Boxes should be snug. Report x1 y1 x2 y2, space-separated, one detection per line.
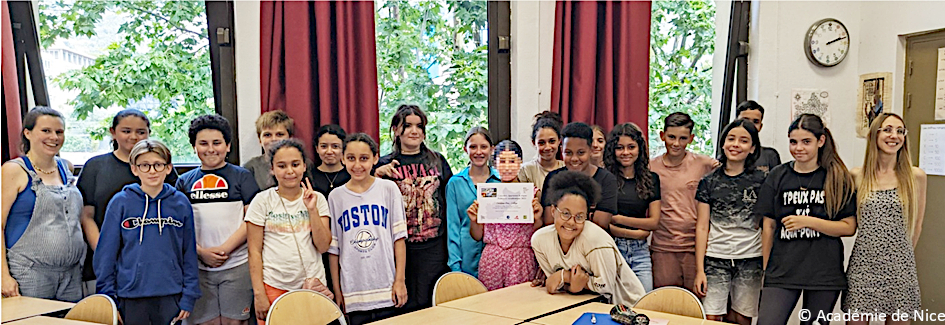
615 237 653 292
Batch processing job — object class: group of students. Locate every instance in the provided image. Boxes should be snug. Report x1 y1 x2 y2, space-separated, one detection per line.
0 101 927 325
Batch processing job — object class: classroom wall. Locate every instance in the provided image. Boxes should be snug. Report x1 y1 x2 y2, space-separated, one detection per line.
724 1 945 323
233 1 262 163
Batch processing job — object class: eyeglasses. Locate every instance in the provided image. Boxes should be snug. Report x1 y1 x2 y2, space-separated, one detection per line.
135 162 168 172
880 126 908 136
554 206 587 223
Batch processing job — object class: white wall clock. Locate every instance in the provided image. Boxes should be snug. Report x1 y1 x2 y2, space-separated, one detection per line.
804 18 849 67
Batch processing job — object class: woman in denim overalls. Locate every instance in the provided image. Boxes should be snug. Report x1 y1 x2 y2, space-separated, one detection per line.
1 107 85 301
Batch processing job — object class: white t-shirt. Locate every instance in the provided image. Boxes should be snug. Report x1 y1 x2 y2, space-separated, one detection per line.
531 223 645 306
245 188 329 290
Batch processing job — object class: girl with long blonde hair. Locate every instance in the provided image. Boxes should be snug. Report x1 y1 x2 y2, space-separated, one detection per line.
842 113 926 324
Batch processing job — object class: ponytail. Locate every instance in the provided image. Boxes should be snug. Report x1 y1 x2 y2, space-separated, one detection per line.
789 114 854 218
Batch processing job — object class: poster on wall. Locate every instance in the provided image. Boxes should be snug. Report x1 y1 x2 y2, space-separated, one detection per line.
935 48 945 121
791 89 830 126
919 124 945 176
857 72 893 138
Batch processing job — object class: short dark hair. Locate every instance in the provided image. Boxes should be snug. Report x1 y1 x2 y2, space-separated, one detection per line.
560 122 594 147
736 100 765 118
188 114 232 146
663 112 695 132
267 138 307 166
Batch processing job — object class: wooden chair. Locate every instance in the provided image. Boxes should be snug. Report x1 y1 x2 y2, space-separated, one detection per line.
266 289 345 325
432 271 488 306
64 294 118 325
632 286 706 319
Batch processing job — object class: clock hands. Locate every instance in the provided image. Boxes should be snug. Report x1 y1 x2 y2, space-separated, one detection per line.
827 36 847 45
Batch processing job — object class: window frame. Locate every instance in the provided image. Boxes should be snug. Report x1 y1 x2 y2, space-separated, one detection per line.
5 0 239 171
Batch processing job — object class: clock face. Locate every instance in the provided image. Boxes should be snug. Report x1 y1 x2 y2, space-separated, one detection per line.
805 19 849 67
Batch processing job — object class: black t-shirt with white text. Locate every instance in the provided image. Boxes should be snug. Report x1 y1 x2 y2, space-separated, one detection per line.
754 163 856 290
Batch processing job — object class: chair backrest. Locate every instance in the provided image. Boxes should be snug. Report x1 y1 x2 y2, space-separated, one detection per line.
266 289 346 325
64 294 118 325
632 286 706 319
432 271 488 306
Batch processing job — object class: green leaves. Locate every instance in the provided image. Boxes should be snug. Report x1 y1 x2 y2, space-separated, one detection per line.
376 0 488 171
648 0 716 156
39 0 213 162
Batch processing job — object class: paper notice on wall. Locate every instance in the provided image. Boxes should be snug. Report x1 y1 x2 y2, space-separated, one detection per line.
936 48 945 121
791 89 830 125
919 124 945 176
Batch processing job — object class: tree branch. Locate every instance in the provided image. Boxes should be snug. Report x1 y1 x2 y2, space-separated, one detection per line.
122 3 204 38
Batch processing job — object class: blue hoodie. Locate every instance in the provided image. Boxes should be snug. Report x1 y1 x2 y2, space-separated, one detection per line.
93 183 201 312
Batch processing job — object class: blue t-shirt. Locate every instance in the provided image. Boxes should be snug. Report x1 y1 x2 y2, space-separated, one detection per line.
176 163 259 270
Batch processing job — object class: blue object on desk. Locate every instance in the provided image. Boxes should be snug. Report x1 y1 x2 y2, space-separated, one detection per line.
572 312 620 325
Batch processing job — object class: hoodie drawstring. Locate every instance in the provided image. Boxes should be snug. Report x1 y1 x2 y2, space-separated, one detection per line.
157 199 163 235
139 195 149 244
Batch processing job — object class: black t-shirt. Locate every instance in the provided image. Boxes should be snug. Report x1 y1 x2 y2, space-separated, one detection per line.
754 163 856 290
309 168 351 198
754 147 782 173
615 171 661 219
76 152 179 280
541 166 619 215
376 151 453 246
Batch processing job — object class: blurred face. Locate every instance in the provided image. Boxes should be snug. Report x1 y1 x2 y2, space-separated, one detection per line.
659 126 694 158
111 116 149 153
24 115 65 157
495 150 522 182
591 129 605 161
561 137 592 172
317 133 344 166
395 114 425 150
259 126 290 154
615 136 639 169
131 152 171 189
738 110 764 132
271 147 306 189
553 194 588 244
194 129 230 169
789 128 825 164
464 134 492 168
534 128 559 161
344 142 378 182
876 116 906 156
723 126 755 163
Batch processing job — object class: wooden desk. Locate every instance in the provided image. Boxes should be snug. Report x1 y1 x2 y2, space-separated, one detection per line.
369 306 522 325
438 283 599 321
530 302 730 325
1 296 75 323
6 316 100 324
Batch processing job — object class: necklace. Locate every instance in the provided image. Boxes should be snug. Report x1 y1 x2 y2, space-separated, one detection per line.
324 171 340 190
794 169 818 191
27 154 55 175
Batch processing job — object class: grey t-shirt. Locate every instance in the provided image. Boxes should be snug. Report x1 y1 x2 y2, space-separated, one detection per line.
695 168 767 259
328 179 407 312
754 147 782 173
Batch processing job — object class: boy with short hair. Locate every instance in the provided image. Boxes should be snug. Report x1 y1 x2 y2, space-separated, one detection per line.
649 112 717 292
176 114 260 325
94 139 200 324
736 100 781 172
243 110 295 189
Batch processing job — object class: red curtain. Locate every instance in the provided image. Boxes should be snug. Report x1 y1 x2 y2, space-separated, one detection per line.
260 1 380 153
2 2 22 161
550 1 651 133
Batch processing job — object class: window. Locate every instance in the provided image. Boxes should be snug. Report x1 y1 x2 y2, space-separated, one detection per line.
31 0 236 166
648 0 716 156
374 0 509 171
